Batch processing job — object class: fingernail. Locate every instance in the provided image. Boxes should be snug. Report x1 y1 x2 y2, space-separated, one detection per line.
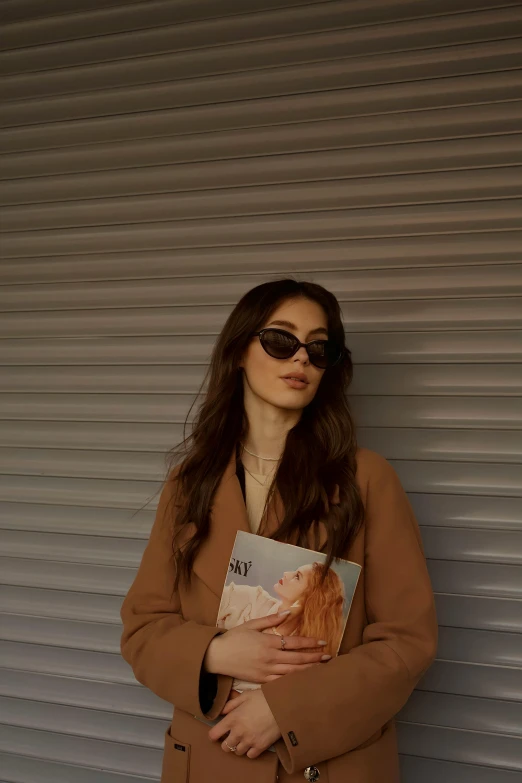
321 654 331 661
318 640 327 645
278 610 291 616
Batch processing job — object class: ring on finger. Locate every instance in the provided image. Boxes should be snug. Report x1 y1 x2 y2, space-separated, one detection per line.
224 739 238 752
230 740 251 757
280 635 286 651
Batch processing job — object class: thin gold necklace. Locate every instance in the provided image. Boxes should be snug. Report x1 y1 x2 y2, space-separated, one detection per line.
239 441 280 486
240 441 281 461
243 462 276 487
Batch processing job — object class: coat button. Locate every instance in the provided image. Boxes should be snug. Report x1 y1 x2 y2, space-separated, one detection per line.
304 767 320 781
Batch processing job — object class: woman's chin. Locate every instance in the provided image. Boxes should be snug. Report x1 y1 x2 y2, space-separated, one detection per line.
273 584 282 596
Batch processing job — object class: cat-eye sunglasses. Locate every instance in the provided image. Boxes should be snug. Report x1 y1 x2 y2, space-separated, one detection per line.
252 327 345 369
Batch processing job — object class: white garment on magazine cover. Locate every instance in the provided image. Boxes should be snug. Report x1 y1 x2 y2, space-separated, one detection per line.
218 581 280 627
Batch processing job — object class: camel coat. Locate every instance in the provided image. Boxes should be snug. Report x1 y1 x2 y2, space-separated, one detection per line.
120 446 438 782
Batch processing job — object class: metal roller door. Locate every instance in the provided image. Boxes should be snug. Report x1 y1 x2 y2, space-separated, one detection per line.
1 1 521 781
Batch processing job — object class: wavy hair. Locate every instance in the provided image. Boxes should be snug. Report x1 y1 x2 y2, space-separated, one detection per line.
164 277 365 592
293 562 346 657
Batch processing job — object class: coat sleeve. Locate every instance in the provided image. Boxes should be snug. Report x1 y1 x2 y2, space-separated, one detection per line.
260 453 438 773
119 467 233 719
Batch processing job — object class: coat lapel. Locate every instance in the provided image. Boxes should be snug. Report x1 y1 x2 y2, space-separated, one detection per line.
191 446 249 599
191 442 340 598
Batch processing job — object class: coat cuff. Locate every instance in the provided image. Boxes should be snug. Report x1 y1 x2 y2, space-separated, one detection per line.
171 621 233 719
261 648 411 774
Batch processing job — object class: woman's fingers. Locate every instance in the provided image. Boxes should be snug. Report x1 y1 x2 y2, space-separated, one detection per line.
221 734 242 753
276 635 327 650
269 662 320 676
273 650 331 665
228 737 250 757
221 695 245 715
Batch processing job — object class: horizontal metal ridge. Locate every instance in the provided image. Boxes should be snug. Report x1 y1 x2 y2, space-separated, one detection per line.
0 638 132 682
1 33 521 103
400 755 521 783
2 203 522 258
0 296 520 336
2 3 521 74
397 722 522 771
3 134 522 203
0 721 164 777
3 53 522 128
0 532 145 567
3 169 522 228
3 99 522 169
1 233 521 281
1 0 324 31
0 667 169 718
1 72 520 149
399 690 522 735
0 612 122 653
1 263 521 309
434 593 522 633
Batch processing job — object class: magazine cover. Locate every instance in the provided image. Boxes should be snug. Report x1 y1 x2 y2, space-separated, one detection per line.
216 530 362 695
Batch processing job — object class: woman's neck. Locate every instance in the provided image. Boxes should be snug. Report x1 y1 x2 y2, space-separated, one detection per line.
278 597 295 611
241 379 300 473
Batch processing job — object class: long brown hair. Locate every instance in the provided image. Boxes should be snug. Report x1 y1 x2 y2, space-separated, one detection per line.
294 562 346 657
165 277 365 591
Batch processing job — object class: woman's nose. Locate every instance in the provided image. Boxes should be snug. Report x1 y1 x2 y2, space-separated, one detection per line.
293 345 309 364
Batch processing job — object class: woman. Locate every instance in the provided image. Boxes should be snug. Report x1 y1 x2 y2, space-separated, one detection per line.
218 562 346 692
120 278 438 783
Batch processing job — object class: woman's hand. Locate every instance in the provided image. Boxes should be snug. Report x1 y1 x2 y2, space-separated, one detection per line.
208 688 281 758
203 611 330 684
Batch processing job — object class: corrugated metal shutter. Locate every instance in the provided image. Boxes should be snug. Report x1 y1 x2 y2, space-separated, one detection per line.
1 1 521 780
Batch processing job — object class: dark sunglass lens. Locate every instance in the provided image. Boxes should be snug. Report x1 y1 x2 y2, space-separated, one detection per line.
309 341 341 368
327 343 343 367
307 342 329 368
262 330 296 358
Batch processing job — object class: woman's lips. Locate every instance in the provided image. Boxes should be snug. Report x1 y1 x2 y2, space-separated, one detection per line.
279 578 283 585
281 377 307 389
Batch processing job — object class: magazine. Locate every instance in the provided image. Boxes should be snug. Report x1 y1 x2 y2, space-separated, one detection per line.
195 531 361 742
216 530 362 695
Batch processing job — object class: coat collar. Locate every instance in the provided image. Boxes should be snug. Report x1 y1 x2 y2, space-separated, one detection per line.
191 442 340 600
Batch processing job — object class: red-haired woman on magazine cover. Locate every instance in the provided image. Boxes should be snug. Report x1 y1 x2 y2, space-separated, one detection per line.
120 278 438 783
218 562 346 694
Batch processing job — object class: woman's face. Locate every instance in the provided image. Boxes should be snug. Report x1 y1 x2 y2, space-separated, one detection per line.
274 563 314 603
239 297 328 412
